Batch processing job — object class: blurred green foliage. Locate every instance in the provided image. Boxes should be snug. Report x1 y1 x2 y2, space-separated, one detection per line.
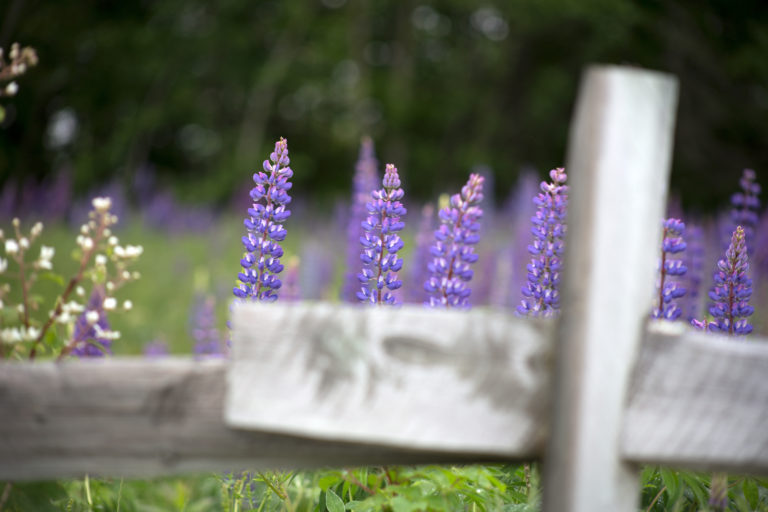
2 0 768 210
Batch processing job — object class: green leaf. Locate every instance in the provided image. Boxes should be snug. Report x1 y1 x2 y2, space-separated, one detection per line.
484 473 507 493
326 489 345 512
660 468 681 503
742 478 759 509
38 271 66 287
679 472 708 506
390 496 418 512
318 474 340 492
0 105 5 124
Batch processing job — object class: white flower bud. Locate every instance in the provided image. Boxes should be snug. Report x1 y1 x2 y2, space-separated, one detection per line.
19 238 29 249
114 246 125 258
125 245 143 258
4 81 18 97
0 258 7 273
85 310 100 325
66 301 84 313
11 218 20 227
80 224 89 235
30 222 43 237
122 270 131 280
95 254 107 266
108 236 118 246
103 297 117 310
92 197 112 213
80 237 94 251
106 281 115 292
1 327 22 343
40 245 54 261
76 286 85 296
4 239 18 255
123 300 133 311
25 327 40 341
103 228 111 237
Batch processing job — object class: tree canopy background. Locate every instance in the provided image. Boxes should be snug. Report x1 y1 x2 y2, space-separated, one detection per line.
1 0 767 212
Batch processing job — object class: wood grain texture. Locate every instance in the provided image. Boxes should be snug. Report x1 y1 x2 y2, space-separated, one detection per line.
226 302 553 456
0 358 507 481
624 322 768 475
542 66 678 512
1 324 767 480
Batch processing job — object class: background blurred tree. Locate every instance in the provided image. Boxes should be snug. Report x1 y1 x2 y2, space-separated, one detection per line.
1 0 766 211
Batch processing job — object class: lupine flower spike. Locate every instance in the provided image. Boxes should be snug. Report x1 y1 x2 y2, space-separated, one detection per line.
71 286 114 358
705 226 753 335
357 164 406 305
517 167 568 317
652 218 687 320
234 138 293 302
424 174 484 308
342 137 379 302
405 203 435 303
684 225 705 321
730 168 761 256
192 295 225 357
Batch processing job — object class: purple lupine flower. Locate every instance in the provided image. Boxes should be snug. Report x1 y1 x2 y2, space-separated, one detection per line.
494 170 540 308
71 287 113 358
684 225 705 321
652 218 687 321
730 168 761 256
281 256 302 301
342 137 380 302
708 473 728 511
424 173 484 308
144 340 169 357
404 203 435 303
192 295 226 357
704 226 753 335
517 168 568 317
357 163 406 305
234 138 293 302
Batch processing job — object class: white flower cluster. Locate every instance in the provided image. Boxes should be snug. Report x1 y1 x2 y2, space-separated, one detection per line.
56 300 85 325
0 42 38 98
0 195 142 358
76 197 119 252
0 325 40 344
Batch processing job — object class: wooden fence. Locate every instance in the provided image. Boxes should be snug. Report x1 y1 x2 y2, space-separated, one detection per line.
2 65 767 512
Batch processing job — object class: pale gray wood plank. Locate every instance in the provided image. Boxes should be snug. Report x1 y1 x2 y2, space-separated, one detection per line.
623 322 768 475
2 326 768 480
0 358 504 481
542 66 678 512
226 302 552 457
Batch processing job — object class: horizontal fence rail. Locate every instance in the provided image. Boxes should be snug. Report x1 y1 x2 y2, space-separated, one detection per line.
2 306 767 480
0 356 492 481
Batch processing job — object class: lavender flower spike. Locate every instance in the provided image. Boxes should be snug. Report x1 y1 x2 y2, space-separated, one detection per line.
71 286 113 358
517 167 568 317
652 218 687 320
706 225 753 335
357 164 406 305
730 168 761 256
342 137 379 302
234 138 293 302
424 174 484 308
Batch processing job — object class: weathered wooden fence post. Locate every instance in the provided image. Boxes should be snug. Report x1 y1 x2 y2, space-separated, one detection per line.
542 66 678 511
